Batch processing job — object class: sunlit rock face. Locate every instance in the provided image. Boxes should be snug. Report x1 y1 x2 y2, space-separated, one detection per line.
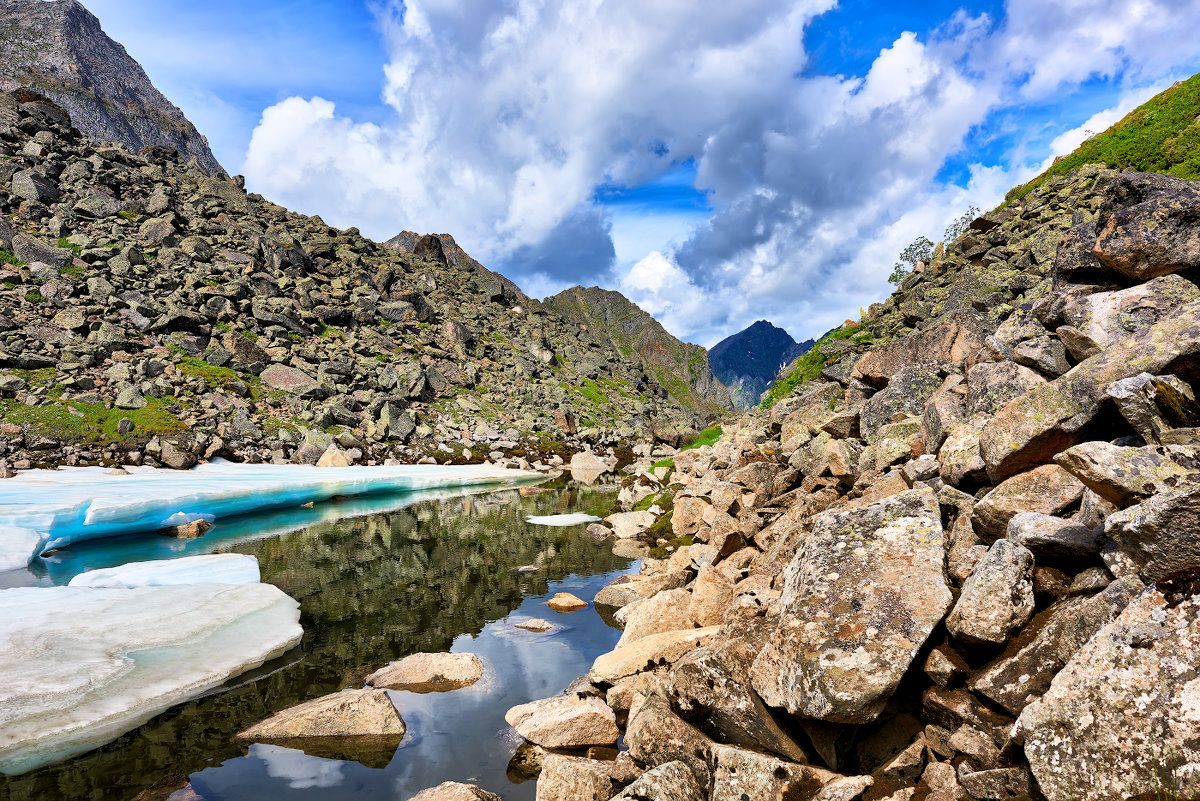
0 583 303 776
0 462 540 563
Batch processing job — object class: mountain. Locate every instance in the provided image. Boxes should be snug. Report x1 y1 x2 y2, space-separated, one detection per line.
0 90 704 470
708 320 815 409
0 0 224 175
544 286 732 421
383 230 529 306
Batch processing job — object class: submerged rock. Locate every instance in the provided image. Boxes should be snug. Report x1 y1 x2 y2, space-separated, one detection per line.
365 652 484 692
0 584 303 776
750 489 951 723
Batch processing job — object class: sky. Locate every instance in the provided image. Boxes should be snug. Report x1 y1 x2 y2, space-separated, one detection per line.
80 0 1200 348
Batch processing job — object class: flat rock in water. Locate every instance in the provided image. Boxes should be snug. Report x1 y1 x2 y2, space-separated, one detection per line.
504 694 619 749
408 781 502 801
0 584 303 776
750 488 951 724
237 687 405 741
511 617 559 633
67 554 261 588
365 652 484 692
548 592 587 612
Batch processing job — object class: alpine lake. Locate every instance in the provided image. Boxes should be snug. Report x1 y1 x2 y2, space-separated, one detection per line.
0 474 638 801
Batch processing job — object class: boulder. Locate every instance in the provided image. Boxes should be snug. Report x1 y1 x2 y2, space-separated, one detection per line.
611 761 704 801
548 592 587 612
709 743 855 801
860 365 943 444
260 364 322 397
672 496 708 537
535 754 615 801
938 419 988 489
589 627 722 685
1061 275 1200 351
1019 582 1200 801
922 374 967 453
751 489 951 723
945 539 1035 646
365 652 484 692
504 694 619 749
971 465 1085 541
409 782 502 801
969 578 1142 715
852 313 988 387
1005 512 1099 559
606 510 656 539
965 361 1046 417
625 693 714 788
1107 372 1200 444
615 588 695 647
1054 441 1200 508
1106 487 1200 582
236 687 404 740
1093 175 1200 279
979 298 1200 481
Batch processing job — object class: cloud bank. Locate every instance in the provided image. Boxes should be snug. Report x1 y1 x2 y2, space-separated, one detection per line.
242 0 1200 345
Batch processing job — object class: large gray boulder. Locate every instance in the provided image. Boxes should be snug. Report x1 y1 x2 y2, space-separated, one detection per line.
1019 582 1200 801
1054 441 1200 508
751 489 951 723
1093 173 1200 279
1060 275 1200 356
611 761 704 801
946 539 1035 646
1106 487 1200 582
504 694 619 749
971 464 1085 541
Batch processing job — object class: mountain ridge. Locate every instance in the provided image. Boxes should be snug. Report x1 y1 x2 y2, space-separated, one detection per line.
709 319 815 409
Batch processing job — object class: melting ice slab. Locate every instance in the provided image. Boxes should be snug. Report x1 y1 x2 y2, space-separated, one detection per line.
68 554 262 588
0 583 303 775
0 461 540 563
526 513 602 526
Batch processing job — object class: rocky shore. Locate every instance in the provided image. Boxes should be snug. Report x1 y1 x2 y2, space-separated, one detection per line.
463 166 1200 799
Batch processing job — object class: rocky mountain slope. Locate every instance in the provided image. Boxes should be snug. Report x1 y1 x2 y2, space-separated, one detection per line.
709 319 814 409
0 90 705 471
545 285 732 421
0 0 223 175
495 76 1200 801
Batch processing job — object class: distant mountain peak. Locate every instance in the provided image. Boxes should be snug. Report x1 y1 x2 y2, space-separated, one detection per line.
0 0 224 175
709 320 815 409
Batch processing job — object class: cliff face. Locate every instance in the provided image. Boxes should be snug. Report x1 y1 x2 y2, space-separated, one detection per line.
545 285 733 422
709 320 814 409
0 0 224 175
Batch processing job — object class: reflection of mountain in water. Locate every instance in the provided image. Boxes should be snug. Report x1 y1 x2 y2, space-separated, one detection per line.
0 481 630 801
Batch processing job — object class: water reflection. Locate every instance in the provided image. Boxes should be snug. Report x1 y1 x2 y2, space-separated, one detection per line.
0 477 632 801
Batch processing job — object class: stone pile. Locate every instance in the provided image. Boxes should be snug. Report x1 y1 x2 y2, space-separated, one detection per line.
505 167 1200 801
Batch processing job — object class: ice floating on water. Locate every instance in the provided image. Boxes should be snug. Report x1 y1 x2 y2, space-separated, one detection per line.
0 526 42 574
68 554 261 588
0 461 540 566
0 582 303 775
525 513 602 526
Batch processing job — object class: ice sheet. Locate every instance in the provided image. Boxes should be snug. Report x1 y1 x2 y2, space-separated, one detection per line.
0 461 540 560
0 526 42 574
68 554 261 588
0 583 303 775
525 513 602 526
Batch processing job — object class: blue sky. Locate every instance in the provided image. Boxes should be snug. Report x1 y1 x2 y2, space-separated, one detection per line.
81 0 1200 347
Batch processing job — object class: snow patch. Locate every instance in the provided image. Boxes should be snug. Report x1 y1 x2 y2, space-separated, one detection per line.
526 513 602 526
68 554 261 588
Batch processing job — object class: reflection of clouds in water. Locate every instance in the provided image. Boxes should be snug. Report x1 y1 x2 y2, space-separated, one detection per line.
252 743 344 789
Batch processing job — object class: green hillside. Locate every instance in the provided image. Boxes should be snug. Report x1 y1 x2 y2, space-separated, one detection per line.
1007 73 1200 203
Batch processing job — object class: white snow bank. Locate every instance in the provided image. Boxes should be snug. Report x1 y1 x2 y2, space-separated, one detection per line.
0 461 539 560
0 583 303 775
0 526 42 573
525 513 602 526
68 554 261 588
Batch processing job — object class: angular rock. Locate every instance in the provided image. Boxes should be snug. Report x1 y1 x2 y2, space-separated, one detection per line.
611 761 704 801
979 298 1200 481
504 694 619 749
860 366 942 444
969 577 1142 715
615 588 695 647
606 510 656 539
1107 372 1200 444
1106 486 1200 582
946 539 1035 646
260 364 322 396
589 627 722 685
1005 512 1099 559
852 313 987 387
1054 441 1200 508
1062 275 1200 351
709 743 851 801
922 374 967 453
236 687 404 741
625 693 714 788
365 652 484 692
938 419 988 489
1019 583 1200 801
535 755 615 801
971 465 1085 541
751 489 951 723
966 361 1046 417
1093 176 1200 279
409 782 501 801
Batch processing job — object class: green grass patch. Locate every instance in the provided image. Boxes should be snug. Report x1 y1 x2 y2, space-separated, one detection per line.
23 290 47 303
681 424 723 451
647 534 691 560
760 324 870 409
0 396 186 444
176 356 240 387
1005 73 1200 204
55 237 83 256
0 249 26 267
116 210 139 221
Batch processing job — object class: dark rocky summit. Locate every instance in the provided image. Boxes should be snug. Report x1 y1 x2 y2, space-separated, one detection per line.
0 0 224 175
709 319 814 408
0 91 705 470
545 285 732 421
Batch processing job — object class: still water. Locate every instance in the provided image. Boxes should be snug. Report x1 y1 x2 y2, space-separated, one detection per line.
0 476 634 801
